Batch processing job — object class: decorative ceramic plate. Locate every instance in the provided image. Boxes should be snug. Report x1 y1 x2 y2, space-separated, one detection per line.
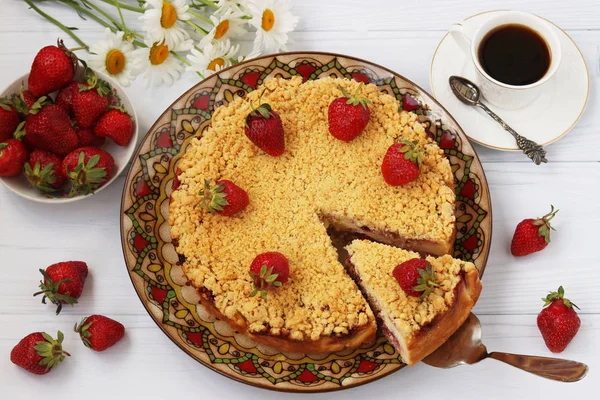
120 52 492 392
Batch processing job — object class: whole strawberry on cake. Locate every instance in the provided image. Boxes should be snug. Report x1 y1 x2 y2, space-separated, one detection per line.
169 77 459 354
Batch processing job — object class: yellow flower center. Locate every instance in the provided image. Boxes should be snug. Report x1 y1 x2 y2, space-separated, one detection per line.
149 42 170 65
261 9 275 31
160 1 177 28
105 49 126 75
207 58 225 71
214 20 230 39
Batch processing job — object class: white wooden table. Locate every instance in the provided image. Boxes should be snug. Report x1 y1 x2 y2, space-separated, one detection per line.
1 1 598 398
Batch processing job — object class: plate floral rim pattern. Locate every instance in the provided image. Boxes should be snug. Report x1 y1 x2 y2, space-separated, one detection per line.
120 52 492 392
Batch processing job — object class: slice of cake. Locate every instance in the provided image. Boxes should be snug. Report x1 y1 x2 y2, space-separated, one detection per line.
346 240 482 365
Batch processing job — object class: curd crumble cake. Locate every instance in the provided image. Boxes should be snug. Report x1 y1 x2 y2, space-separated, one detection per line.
169 76 456 353
346 240 482 365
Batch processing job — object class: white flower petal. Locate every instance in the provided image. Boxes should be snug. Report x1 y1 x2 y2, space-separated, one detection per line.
248 0 298 54
85 28 137 87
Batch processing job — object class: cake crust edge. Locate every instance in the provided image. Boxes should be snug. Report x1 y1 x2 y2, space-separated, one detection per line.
400 268 482 365
196 288 378 354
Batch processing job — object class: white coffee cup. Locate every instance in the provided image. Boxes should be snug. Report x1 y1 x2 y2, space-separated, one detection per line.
450 11 561 109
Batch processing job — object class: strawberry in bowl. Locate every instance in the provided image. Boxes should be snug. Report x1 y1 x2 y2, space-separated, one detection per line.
0 40 138 203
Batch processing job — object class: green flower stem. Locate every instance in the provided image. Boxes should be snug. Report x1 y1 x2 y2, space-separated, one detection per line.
188 9 214 26
188 3 206 10
171 51 191 66
24 0 88 49
98 0 144 13
80 0 122 30
113 0 127 27
81 0 143 39
195 0 219 9
184 19 208 35
58 0 145 48
111 0 135 40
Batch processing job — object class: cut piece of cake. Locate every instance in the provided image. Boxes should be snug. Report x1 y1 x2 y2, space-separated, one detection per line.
169 77 456 353
345 240 482 365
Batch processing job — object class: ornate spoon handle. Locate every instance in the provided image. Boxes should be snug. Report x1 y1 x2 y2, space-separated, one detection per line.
476 103 548 165
488 352 588 382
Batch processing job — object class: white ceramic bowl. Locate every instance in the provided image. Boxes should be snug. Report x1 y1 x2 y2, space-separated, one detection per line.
0 69 138 203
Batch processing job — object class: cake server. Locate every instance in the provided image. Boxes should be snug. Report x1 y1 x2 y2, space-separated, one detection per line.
449 75 548 165
422 312 588 382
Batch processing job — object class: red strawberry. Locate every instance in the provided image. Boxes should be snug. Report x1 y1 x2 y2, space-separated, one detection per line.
55 81 80 117
94 108 134 146
0 139 28 177
328 83 372 141
402 94 420 112
10 331 69 375
74 315 125 352
72 71 110 128
0 99 20 141
392 258 438 298
24 149 67 192
249 252 289 299
511 205 559 256
23 104 79 156
28 41 76 97
75 127 105 147
381 140 423 186
537 286 581 353
33 261 89 314
199 179 249 216
62 147 115 197
244 102 285 156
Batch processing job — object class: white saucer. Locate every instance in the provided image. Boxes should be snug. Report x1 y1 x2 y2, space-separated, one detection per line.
430 10 590 151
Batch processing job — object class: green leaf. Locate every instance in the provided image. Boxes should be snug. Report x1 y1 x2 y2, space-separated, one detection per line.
86 154 100 169
41 332 53 343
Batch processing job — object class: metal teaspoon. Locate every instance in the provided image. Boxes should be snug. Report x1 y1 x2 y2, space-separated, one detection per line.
449 76 548 165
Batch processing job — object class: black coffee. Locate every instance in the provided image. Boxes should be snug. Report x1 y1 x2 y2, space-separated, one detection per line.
478 24 551 86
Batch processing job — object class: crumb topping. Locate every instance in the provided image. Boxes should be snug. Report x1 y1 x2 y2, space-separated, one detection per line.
169 77 455 341
346 240 475 336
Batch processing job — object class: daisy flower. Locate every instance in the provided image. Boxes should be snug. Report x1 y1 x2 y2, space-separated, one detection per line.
132 38 193 87
87 29 137 87
248 0 298 54
187 39 240 77
141 0 191 49
199 8 248 48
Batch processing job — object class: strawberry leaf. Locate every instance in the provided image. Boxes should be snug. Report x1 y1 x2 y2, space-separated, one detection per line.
33 331 69 371
412 262 439 299
33 269 77 315
535 205 559 244
339 83 373 110
199 179 230 214
397 139 423 168
542 286 579 309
